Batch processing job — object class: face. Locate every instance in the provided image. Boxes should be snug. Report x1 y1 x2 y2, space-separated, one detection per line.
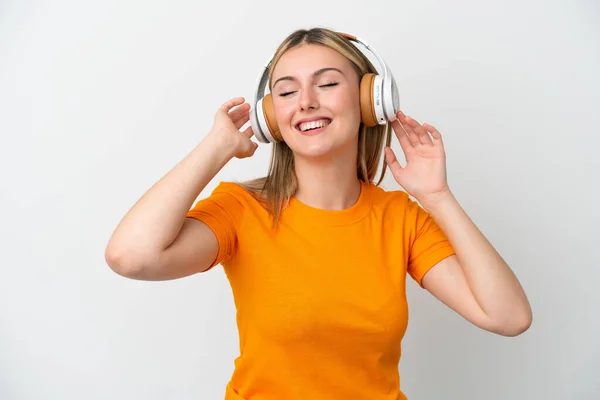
270 44 362 160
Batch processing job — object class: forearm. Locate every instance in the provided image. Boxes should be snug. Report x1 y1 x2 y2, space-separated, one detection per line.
422 190 532 326
106 134 232 264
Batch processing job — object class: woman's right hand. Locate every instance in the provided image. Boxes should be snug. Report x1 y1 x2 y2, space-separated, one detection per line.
207 97 258 159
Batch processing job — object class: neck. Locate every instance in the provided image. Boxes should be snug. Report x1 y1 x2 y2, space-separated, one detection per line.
292 151 362 211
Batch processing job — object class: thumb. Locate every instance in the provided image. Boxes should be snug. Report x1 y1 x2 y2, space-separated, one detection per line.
245 141 258 157
384 147 404 179
241 125 254 138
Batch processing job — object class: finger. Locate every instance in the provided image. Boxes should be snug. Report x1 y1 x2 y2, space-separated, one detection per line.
229 102 250 122
220 97 245 112
241 125 254 138
397 111 420 146
391 117 414 154
384 146 403 178
233 110 250 130
245 141 259 158
423 122 443 142
405 115 433 146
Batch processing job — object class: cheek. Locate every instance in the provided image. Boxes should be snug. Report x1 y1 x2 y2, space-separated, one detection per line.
328 88 361 126
273 99 295 128
347 86 362 116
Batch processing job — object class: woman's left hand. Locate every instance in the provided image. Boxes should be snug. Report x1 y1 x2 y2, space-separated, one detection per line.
384 110 451 207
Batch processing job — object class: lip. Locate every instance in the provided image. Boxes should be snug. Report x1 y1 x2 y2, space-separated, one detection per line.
294 116 333 134
299 125 329 136
294 116 332 126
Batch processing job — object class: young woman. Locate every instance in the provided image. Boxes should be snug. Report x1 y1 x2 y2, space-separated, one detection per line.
105 27 532 400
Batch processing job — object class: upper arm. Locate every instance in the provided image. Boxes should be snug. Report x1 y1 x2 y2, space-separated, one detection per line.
107 182 243 281
421 255 494 332
154 218 220 279
402 195 494 332
112 218 220 281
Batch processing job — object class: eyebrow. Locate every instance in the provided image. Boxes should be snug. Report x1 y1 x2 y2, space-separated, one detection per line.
272 67 344 89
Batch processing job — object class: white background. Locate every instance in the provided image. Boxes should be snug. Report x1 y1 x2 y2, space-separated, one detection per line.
1 0 599 398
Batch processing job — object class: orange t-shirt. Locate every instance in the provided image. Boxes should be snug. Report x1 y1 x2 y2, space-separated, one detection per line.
186 179 455 400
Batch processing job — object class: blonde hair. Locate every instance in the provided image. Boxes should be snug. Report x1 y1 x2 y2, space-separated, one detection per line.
239 27 392 228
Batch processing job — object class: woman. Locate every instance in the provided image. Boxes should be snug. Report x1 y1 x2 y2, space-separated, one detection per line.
105 27 532 400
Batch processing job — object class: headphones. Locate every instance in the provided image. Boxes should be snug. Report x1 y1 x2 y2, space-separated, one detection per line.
249 32 400 143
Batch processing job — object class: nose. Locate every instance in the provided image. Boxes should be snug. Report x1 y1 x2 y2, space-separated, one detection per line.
298 85 319 111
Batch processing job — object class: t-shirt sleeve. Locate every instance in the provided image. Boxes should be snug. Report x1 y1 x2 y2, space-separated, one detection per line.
406 197 456 287
185 182 244 270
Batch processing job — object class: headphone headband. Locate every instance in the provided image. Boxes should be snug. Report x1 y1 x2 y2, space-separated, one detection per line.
254 32 389 109
337 32 390 82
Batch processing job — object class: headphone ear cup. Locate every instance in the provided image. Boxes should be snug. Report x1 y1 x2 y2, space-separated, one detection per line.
359 73 378 127
261 93 283 142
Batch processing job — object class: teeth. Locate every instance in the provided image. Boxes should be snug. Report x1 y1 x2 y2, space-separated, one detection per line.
298 119 330 132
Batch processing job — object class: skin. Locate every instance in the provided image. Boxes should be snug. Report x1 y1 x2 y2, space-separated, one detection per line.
270 44 363 210
270 43 532 337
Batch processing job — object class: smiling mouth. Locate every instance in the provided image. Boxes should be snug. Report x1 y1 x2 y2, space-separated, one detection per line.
296 118 332 132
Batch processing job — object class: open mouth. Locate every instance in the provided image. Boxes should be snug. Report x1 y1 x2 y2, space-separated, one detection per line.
295 118 332 133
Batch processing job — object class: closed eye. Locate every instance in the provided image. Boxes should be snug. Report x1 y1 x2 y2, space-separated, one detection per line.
278 82 339 97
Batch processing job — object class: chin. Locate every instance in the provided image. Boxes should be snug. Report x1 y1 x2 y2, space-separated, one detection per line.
294 143 338 160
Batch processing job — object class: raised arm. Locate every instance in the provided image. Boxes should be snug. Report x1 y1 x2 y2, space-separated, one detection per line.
105 97 257 280
385 111 532 336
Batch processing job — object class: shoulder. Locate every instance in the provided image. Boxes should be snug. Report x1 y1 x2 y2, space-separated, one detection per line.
209 181 255 199
189 181 267 225
369 183 417 211
209 181 245 196
205 181 268 210
367 183 430 230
